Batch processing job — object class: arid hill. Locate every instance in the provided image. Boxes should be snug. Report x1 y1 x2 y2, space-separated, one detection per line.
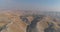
0 10 60 32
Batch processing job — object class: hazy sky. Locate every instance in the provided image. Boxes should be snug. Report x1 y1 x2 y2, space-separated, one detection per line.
0 0 60 11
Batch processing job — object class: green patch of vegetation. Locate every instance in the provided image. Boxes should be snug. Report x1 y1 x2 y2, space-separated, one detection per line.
0 24 7 32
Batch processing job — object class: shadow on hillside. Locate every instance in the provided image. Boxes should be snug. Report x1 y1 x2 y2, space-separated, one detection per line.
26 15 44 32
44 22 56 32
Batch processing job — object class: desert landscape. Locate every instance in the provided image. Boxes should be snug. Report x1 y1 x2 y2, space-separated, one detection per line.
0 0 60 32
0 10 60 32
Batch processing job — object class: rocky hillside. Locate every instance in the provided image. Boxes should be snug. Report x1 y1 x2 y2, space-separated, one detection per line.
0 10 60 32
